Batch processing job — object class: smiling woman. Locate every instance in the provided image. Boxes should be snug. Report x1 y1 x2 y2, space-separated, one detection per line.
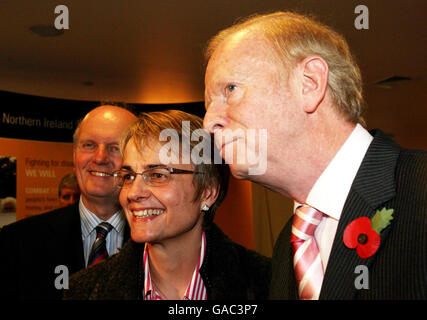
65 110 271 300
119 110 229 230
118 139 210 246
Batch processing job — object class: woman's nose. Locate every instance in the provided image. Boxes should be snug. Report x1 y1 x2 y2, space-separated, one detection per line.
125 175 151 202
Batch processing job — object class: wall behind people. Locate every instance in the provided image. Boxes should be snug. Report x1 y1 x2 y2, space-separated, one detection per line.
214 176 254 249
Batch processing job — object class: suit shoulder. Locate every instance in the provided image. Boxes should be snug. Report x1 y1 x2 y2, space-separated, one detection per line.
398 148 427 167
208 224 271 279
1 205 76 231
234 242 272 275
395 148 427 193
65 260 109 300
0 205 79 245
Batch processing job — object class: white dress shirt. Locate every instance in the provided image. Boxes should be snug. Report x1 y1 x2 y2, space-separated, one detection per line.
295 124 373 271
79 197 127 266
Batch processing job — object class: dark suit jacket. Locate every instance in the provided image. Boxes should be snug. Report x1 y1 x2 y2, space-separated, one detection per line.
0 202 129 300
270 130 427 299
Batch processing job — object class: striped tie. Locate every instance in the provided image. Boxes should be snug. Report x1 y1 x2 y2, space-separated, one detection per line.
88 222 113 267
291 205 324 300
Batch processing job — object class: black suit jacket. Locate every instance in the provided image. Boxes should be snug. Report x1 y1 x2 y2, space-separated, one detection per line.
0 203 129 300
270 130 427 299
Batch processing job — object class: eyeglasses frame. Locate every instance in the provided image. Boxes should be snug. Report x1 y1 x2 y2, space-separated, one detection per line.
113 166 200 188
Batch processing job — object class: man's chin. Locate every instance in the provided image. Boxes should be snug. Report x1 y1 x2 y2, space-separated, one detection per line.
83 188 120 202
229 162 267 180
228 164 250 180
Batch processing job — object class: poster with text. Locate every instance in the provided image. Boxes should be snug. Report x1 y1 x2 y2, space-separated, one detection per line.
0 137 74 226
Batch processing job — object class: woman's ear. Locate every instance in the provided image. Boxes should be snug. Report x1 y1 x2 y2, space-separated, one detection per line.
299 55 329 113
201 183 220 209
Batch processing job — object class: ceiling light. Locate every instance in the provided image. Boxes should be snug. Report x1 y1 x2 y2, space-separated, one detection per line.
374 76 412 89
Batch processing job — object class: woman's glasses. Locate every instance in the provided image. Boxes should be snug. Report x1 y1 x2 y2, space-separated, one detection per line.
113 167 199 188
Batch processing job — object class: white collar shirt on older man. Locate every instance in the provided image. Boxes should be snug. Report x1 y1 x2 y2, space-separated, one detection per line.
294 123 373 272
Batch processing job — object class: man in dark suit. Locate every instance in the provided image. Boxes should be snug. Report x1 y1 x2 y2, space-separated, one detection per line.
0 105 137 299
203 12 426 299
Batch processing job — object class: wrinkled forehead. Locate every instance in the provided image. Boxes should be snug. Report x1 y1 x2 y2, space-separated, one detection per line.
206 31 282 84
78 125 121 144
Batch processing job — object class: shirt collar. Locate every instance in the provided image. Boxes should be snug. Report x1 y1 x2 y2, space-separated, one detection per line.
302 124 373 219
79 196 126 237
144 232 206 300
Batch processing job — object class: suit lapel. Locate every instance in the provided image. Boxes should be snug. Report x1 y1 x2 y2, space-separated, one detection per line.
283 218 299 299
320 130 400 299
123 222 131 243
320 191 379 299
65 205 86 272
47 203 85 273
269 217 299 299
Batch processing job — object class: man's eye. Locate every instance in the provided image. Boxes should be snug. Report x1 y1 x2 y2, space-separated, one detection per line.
81 142 96 150
226 84 237 93
108 145 121 154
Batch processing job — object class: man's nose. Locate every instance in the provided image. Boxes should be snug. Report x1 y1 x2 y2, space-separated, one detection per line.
203 107 228 134
93 144 110 164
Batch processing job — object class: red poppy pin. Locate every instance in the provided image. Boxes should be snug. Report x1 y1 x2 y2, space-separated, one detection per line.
343 207 394 259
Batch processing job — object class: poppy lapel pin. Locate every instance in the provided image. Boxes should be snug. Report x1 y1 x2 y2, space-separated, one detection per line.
343 207 394 259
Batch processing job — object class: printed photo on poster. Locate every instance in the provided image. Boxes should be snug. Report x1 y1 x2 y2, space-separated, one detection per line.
0 156 17 226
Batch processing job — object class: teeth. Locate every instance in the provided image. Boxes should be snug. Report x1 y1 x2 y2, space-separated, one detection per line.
90 171 111 177
133 209 165 218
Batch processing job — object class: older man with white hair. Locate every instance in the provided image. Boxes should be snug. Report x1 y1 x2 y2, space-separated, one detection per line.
204 12 426 300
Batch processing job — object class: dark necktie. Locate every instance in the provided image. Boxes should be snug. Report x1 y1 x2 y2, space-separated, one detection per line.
87 222 113 267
